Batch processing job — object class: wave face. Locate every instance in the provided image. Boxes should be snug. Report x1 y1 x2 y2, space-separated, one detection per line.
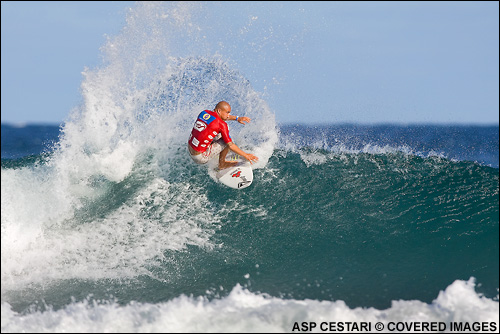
2 136 498 311
1 2 498 331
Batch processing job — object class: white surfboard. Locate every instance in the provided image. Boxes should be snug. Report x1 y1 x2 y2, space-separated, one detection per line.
216 160 253 189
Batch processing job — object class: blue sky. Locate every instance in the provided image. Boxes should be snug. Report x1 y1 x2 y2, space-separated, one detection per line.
1 1 498 125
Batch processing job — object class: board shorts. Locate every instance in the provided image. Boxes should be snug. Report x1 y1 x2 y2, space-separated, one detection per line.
189 138 227 164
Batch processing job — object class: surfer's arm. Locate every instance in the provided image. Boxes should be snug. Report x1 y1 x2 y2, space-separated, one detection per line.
227 142 258 164
228 115 251 124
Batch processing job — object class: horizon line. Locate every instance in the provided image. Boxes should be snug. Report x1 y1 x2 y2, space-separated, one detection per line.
2 121 499 128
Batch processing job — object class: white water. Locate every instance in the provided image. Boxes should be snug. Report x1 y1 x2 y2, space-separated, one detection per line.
2 279 498 333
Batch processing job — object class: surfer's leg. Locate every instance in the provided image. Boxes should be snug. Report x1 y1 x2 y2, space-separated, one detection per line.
218 144 238 170
188 145 209 164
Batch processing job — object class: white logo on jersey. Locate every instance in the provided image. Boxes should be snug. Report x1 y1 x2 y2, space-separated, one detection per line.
191 137 200 147
193 121 207 132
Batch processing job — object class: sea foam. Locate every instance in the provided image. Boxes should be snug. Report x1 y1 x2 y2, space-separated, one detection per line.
1 279 498 333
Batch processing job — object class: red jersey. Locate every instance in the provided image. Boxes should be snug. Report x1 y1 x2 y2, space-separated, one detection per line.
188 110 232 152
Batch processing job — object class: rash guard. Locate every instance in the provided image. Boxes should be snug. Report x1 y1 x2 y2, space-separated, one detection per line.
188 110 232 152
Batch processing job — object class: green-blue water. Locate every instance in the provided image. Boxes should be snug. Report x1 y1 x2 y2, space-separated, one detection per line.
2 125 498 316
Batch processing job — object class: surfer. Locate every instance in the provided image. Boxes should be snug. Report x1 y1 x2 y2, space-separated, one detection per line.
188 101 259 169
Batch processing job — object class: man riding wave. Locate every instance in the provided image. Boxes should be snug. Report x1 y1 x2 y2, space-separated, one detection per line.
188 101 259 169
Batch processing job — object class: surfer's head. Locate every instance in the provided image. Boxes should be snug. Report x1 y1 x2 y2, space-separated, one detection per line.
215 101 231 120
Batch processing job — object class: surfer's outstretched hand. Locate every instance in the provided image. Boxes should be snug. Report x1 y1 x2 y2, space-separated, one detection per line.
237 116 251 125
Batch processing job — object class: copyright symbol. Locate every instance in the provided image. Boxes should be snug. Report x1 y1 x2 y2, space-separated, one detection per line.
375 322 384 331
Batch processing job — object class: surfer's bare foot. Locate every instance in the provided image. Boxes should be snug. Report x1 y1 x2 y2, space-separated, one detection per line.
218 161 238 170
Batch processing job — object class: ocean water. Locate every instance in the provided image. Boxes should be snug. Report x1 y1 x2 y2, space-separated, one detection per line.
2 2 499 332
